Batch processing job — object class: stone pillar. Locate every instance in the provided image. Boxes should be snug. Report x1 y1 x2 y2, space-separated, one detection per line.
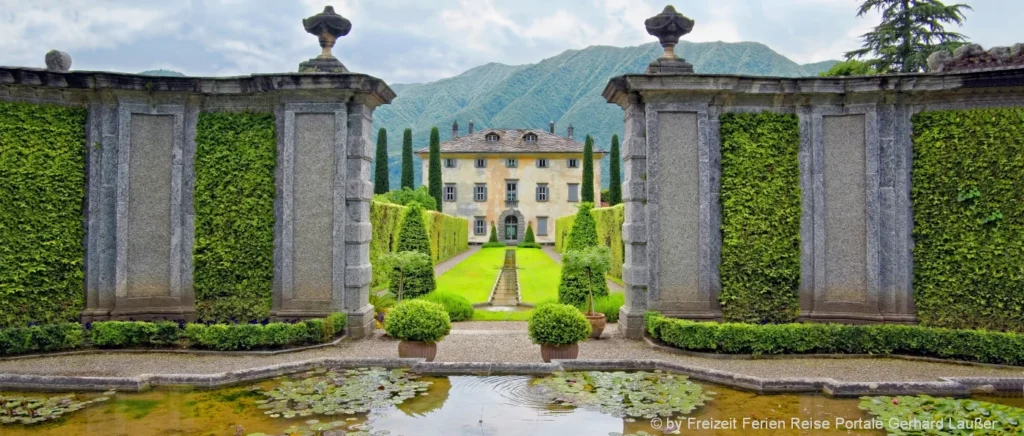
343 97 377 338
82 102 118 322
108 101 197 320
617 94 649 338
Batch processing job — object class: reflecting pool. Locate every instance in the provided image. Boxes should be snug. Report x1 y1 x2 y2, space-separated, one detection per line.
2 369 1022 436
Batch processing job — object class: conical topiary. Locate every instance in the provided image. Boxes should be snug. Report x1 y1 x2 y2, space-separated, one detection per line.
488 222 499 243
397 201 431 259
524 222 535 244
558 202 608 306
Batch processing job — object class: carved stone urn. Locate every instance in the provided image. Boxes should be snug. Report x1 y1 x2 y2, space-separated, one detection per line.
299 6 352 73
644 5 696 74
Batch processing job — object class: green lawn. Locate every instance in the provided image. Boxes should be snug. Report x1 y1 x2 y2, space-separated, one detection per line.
515 248 562 304
435 247 507 303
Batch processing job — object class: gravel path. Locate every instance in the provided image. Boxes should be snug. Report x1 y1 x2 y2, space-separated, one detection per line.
1 323 1020 382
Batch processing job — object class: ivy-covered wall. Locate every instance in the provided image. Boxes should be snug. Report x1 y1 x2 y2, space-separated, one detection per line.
0 101 86 328
718 112 801 323
193 112 277 323
554 204 624 280
370 201 469 287
912 108 1024 332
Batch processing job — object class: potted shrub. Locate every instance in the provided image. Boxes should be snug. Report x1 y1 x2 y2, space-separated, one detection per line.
563 246 612 339
384 299 451 361
528 303 591 362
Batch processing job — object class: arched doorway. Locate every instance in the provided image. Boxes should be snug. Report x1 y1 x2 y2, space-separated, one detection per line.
504 215 518 242
497 209 525 245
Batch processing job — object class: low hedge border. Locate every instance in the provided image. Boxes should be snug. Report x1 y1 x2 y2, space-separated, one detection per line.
0 313 347 356
645 312 1024 367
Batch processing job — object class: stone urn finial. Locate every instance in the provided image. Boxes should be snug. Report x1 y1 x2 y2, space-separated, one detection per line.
299 6 352 73
644 5 695 74
45 50 72 72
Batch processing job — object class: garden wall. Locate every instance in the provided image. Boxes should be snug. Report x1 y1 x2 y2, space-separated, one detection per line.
0 67 394 338
554 204 624 280
604 67 1024 337
370 201 469 287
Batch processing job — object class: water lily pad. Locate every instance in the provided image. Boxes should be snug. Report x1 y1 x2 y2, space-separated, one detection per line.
531 371 713 418
0 394 105 425
860 395 1024 435
254 367 432 420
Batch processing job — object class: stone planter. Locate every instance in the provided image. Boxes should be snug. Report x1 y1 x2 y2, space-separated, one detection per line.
539 343 579 363
585 313 606 339
398 341 437 362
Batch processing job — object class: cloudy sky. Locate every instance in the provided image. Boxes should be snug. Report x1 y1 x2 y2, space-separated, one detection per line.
1 0 1020 84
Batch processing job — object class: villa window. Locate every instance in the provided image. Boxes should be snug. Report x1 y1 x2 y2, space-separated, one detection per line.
568 183 579 202
474 217 486 235
444 184 457 202
506 158 518 168
568 158 579 168
536 184 549 202
474 184 487 202
524 133 538 143
536 158 548 168
537 216 548 236
444 158 457 168
486 133 500 142
475 158 486 168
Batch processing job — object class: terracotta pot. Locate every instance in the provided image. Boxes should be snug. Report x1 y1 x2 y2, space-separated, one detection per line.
398 340 438 362
539 343 579 363
585 313 606 339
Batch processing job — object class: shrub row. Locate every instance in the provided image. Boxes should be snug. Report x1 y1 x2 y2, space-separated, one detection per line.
718 112 801 323
645 312 1024 366
554 204 624 280
193 112 277 323
0 101 87 329
0 314 346 355
370 201 469 287
911 108 1024 332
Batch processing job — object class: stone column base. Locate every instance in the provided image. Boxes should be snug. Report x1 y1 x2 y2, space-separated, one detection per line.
617 306 647 339
80 309 111 323
646 58 694 74
109 307 195 322
346 304 375 339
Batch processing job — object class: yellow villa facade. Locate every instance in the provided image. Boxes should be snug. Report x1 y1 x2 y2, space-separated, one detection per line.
418 122 604 245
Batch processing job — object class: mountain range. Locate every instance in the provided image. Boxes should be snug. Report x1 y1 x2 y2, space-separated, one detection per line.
372 41 837 188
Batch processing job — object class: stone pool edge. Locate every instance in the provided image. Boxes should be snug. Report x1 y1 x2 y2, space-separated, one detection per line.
1 358 1022 398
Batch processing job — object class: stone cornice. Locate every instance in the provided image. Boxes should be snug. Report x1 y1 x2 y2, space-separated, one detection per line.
0 66 396 107
603 68 1024 108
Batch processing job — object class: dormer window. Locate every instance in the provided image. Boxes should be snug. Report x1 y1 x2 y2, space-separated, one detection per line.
524 133 538 143
486 133 500 142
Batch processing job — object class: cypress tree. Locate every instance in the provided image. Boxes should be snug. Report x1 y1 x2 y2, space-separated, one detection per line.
427 127 443 212
608 134 622 206
401 128 414 189
374 128 389 194
582 135 594 203
396 201 431 259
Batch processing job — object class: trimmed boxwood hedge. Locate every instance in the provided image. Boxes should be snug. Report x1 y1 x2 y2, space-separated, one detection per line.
912 108 1024 332
645 312 1024 366
718 112 801 323
0 101 87 329
554 204 624 280
0 314 347 355
193 112 277 323
369 201 469 287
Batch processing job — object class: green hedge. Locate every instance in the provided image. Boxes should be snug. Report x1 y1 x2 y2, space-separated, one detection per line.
193 112 277 323
0 314 347 355
0 102 86 328
718 112 801 323
645 312 1024 366
0 323 83 355
912 108 1024 332
370 201 468 287
554 204 624 280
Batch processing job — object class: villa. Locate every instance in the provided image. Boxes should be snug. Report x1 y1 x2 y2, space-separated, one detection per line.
417 121 604 245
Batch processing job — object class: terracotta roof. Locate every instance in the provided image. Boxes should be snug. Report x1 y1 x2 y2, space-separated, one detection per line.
415 129 605 155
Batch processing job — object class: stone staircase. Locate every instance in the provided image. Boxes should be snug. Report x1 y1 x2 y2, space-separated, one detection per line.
489 250 520 306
